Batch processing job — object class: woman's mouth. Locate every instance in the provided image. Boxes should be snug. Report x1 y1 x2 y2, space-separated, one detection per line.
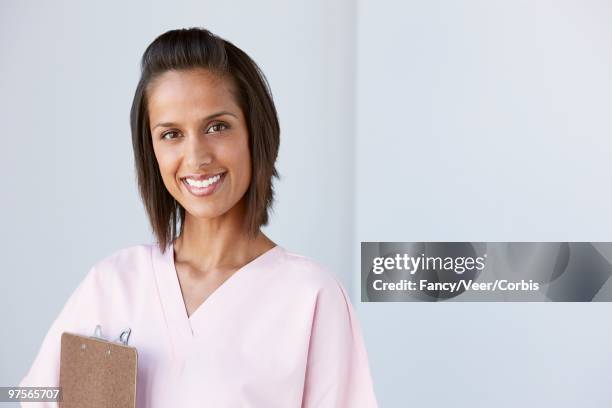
181 172 226 197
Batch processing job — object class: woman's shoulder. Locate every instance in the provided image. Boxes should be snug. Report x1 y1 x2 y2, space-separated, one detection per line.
93 242 155 266
275 246 345 292
275 247 356 322
88 242 155 271
81 242 159 287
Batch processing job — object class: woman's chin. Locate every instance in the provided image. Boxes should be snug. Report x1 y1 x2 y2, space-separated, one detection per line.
183 205 228 220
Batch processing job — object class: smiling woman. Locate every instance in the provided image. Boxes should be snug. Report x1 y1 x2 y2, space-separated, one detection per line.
18 27 378 408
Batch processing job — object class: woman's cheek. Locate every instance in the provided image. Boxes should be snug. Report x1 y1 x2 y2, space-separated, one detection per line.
154 150 180 189
157 147 180 171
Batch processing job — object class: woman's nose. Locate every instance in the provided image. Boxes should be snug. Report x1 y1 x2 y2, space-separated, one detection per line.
184 131 214 166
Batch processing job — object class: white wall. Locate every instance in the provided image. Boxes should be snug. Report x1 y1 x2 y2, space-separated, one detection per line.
355 1 612 407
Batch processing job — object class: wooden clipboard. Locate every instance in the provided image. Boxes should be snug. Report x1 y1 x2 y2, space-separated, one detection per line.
59 326 137 407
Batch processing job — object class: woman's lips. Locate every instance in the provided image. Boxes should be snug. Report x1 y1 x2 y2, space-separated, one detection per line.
182 172 226 197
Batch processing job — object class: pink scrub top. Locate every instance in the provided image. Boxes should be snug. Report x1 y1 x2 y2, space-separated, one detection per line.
19 243 378 407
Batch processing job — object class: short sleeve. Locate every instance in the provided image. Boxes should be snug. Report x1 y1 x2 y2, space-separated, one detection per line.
301 275 378 408
18 266 97 408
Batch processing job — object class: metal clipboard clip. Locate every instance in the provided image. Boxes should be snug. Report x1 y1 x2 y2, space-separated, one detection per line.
90 324 132 346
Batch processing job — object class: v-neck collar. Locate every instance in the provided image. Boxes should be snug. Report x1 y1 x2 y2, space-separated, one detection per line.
152 241 283 360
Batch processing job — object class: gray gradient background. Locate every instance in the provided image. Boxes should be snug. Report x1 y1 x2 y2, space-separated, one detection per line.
1 1 611 407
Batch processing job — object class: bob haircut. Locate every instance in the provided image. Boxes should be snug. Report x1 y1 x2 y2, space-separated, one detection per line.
130 27 280 253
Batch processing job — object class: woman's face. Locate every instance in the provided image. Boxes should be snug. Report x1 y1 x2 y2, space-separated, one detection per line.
147 68 251 221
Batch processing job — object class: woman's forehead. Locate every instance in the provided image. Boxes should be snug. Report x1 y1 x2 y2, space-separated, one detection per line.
147 69 239 118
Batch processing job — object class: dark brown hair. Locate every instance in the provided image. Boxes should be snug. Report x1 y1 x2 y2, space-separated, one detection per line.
130 27 280 253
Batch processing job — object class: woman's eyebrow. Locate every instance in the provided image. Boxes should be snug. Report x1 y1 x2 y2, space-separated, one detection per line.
152 111 237 130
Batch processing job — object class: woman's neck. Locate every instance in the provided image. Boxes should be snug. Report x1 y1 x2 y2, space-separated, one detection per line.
173 210 276 273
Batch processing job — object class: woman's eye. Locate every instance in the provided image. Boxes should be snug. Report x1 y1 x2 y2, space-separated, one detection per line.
161 131 179 140
207 122 229 134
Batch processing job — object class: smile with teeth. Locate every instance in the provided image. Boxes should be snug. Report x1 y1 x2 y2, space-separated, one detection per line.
184 174 222 188
181 172 226 197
